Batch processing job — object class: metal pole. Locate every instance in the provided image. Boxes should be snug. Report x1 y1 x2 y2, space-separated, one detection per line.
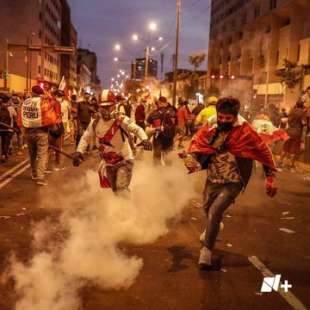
264 42 271 111
133 60 137 80
145 46 149 79
172 0 181 106
26 36 30 93
4 39 9 90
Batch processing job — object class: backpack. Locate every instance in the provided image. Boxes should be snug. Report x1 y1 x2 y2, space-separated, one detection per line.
21 96 57 128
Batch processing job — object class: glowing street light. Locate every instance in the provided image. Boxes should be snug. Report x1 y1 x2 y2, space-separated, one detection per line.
114 57 119 62
111 78 115 81
158 36 163 41
151 46 156 52
132 33 139 41
114 43 121 51
149 21 157 31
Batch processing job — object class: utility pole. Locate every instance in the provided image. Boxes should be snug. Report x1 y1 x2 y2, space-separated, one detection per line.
26 36 30 93
4 39 9 90
145 46 150 79
172 0 181 106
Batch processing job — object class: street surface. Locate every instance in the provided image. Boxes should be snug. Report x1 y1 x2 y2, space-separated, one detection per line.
0 143 309 310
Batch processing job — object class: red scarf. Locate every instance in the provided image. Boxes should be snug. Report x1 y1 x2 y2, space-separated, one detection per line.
188 122 276 170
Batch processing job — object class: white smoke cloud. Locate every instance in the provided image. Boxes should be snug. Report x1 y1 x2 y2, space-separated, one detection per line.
7 155 199 310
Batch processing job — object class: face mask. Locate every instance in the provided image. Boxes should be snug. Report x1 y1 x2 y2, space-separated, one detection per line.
217 121 234 132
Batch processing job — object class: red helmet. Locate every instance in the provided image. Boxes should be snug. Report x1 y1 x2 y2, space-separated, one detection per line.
100 90 116 107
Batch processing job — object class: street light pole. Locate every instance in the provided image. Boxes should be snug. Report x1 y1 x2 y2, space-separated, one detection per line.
172 0 181 106
145 45 149 78
4 39 9 90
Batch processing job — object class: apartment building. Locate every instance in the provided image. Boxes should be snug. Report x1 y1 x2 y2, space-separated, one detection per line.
208 0 310 110
0 0 76 93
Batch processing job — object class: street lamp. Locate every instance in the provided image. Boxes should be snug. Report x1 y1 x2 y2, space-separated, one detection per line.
114 43 121 51
114 57 119 62
132 33 139 41
149 21 157 32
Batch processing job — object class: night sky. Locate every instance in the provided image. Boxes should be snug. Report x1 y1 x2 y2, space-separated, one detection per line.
68 0 211 87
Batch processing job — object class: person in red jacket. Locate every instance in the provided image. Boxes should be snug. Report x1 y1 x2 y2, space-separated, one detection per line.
135 100 146 130
176 100 191 148
182 97 277 269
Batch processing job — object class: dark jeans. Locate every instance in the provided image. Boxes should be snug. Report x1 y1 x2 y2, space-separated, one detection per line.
76 122 89 147
153 136 174 165
0 131 13 158
202 181 243 250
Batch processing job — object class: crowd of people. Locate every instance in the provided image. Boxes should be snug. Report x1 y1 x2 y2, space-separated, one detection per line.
1 86 310 179
3 84 310 269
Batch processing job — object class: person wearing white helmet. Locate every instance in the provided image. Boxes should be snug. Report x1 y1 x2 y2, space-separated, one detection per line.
73 90 152 193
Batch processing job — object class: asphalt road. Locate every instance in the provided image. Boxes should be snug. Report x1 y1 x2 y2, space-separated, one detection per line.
0 146 309 310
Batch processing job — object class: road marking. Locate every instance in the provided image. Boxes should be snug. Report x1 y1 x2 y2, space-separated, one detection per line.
0 159 29 182
279 228 295 234
249 256 308 310
0 164 30 190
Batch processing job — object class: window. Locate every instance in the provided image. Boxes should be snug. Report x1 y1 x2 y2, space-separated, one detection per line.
270 0 277 10
254 6 260 18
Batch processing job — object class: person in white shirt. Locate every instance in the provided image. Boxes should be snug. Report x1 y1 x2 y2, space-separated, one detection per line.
73 91 152 193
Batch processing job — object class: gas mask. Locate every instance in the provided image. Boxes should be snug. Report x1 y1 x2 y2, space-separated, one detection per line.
100 107 112 121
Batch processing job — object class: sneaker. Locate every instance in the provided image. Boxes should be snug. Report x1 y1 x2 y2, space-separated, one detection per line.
199 246 212 267
31 174 38 180
36 179 48 186
44 169 52 175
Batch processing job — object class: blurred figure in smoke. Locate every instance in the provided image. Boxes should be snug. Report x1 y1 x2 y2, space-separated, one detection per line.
147 96 177 165
176 100 191 149
182 97 277 269
0 93 14 162
279 100 307 170
73 90 152 193
76 91 93 147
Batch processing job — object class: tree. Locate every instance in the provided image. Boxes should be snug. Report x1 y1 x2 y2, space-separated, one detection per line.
188 53 206 72
276 59 302 89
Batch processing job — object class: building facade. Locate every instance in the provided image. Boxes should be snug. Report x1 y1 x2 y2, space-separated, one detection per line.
0 0 76 93
208 0 310 111
132 57 158 80
77 48 101 95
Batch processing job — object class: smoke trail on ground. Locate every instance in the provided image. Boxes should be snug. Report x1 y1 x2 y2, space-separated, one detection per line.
7 156 198 310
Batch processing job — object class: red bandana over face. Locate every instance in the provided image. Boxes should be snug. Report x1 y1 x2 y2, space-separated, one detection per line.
188 122 276 171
